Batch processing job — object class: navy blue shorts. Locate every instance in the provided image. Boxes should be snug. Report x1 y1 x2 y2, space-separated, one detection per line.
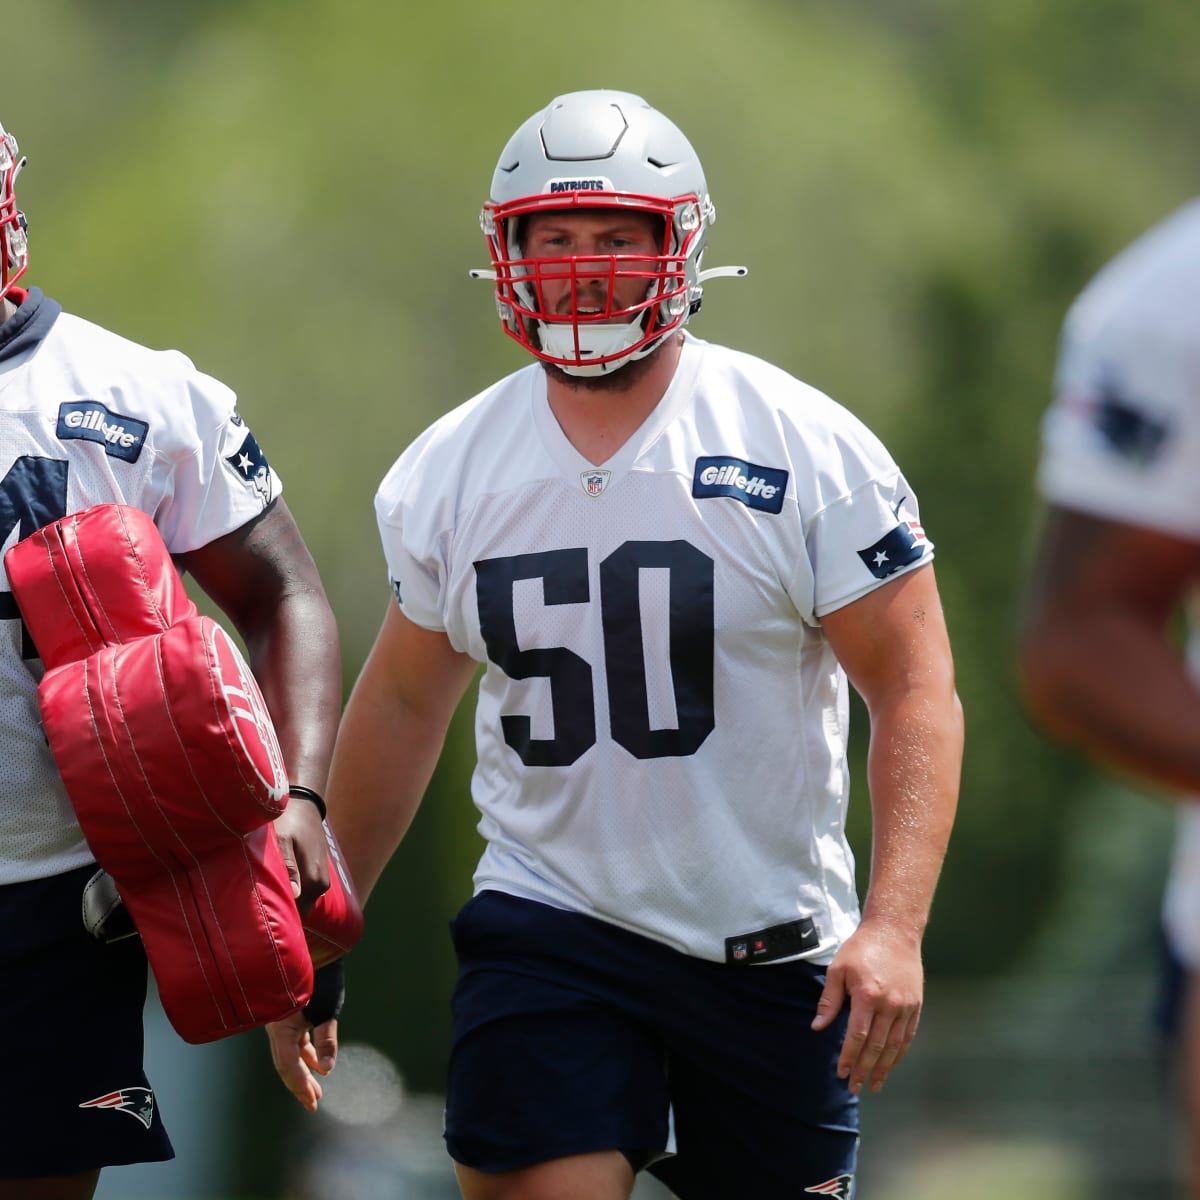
0 862 174 1178
1155 922 1187 1040
445 891 859 1198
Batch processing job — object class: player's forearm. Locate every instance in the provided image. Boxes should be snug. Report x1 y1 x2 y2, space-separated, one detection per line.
247 587 343 790
860 689 963 940
1022 613 1200 795
192 499 343 792
324 681 451 904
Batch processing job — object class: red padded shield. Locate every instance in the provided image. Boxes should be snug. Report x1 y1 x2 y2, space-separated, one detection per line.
37 618 289 848
5 501 197 665
5 504 361 1042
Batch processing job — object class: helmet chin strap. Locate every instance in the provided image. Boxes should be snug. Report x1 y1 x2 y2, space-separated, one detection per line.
536 317 662 378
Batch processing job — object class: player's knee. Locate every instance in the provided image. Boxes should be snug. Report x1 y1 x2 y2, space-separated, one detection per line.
454 1150 633 1200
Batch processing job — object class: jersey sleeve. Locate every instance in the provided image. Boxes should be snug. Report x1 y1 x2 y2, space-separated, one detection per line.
799 417 933 619
373 436 453 635
808 474 931 618
1038 318 1200 540
151 354 284 553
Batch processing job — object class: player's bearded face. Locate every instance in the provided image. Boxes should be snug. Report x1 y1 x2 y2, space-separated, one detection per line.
522 209 663 322
522 209 668 389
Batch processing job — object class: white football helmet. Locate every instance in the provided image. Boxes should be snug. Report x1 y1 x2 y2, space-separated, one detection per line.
471 90 745 376
0 122 27 301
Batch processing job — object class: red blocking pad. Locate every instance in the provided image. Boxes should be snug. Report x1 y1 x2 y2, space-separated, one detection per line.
4 502 198 666
5 504 361 1042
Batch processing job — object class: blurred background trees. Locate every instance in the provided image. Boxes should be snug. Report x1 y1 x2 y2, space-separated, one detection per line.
9 1 1200 1194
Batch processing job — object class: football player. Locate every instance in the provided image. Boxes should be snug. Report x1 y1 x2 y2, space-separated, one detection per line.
303 89 963 1199
1020 197 1200 1198
0 119 342 1199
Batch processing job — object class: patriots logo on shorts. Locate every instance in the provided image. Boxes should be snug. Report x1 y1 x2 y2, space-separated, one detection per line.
804 1174 854 1197
79 1086 155 1130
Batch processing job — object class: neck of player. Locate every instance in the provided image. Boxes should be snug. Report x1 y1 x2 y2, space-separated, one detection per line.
546 332 684 466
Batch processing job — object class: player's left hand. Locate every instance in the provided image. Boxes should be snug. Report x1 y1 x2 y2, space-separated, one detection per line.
273 798 331 915
810 917 924 1096
267 1008 339 1113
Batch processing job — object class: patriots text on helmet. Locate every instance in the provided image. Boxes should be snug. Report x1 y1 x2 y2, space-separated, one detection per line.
548 179 611 193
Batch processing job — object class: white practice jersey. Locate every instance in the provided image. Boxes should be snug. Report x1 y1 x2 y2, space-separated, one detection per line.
1036 198 1200 967
377 333 934 964
0 288 282 884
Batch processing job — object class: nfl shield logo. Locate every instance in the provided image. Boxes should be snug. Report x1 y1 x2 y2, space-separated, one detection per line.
581 469 611 497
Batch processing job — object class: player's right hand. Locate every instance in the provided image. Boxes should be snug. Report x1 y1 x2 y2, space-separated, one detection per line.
267 1005 339 1113
811 918 923 1096
273 798 331 914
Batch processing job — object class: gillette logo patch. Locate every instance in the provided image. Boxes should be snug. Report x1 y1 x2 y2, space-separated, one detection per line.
692 456 788 514
57 401 149 463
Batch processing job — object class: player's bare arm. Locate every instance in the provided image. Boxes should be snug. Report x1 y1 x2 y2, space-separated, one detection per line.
814 564 962 1095
325 601 478 905
178 497 341 910
268 602 475 1112
1020 505 1200 794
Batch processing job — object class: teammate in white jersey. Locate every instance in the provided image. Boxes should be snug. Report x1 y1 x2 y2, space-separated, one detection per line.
0 121 342 1198
1021 198 1200 1196
301 90 963 1199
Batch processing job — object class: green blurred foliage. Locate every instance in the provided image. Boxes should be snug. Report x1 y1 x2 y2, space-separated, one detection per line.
8 0 1200 1192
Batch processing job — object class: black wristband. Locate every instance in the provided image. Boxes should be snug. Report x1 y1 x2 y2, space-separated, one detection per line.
288 784 327 821
303 958 346 1025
